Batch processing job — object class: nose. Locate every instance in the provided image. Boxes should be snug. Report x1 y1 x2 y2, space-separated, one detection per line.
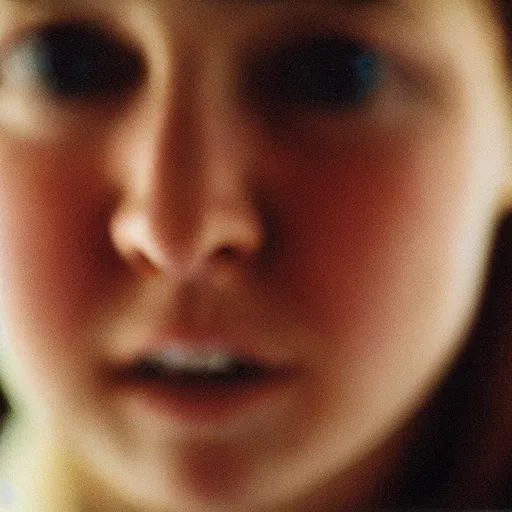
109 49 266 282
111 193 265 280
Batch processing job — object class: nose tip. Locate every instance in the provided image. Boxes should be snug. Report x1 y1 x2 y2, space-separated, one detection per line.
110 194 266 280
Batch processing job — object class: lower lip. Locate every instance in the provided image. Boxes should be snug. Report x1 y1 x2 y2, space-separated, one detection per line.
120 372 293 426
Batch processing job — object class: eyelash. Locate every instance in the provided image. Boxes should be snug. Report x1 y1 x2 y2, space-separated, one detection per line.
6 22 381 112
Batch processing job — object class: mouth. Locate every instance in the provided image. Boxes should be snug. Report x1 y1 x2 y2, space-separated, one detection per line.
118 346 295 426
130 348 270 388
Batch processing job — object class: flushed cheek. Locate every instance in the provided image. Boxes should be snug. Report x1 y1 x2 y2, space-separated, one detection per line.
265 124 497 368
245 126 502 472
0 138 115 400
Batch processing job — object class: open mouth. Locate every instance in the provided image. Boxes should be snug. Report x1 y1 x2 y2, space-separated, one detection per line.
118 347 291 425
130 350 269 389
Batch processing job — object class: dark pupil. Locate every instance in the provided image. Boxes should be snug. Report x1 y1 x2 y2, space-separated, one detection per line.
252 36 380 110
34 23 142 98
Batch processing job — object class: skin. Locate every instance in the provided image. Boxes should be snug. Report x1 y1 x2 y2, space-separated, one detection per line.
0 0 511 510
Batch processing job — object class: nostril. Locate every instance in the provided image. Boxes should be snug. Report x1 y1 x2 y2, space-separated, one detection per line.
214 244 259 269
130 251 159 276
217 246 239 262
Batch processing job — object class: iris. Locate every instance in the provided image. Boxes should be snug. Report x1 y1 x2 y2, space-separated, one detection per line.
30 22 142 99
251 35 381 111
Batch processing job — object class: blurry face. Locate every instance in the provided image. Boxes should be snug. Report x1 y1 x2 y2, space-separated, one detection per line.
0 0 510 510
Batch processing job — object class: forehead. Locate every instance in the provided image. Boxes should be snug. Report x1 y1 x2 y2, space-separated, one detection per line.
0 0 420 16
0 0 485 19
1 1 497 32
7 0 396 5
0 1 455 40
0 0 501 52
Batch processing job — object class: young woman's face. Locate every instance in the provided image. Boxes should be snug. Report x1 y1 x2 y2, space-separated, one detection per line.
0 1 510 510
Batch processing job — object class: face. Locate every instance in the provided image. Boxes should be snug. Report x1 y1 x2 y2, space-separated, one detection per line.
0 1 510 510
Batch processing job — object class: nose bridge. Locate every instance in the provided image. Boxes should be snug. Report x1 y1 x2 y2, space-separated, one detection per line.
149 57 204 246
133 34 209 250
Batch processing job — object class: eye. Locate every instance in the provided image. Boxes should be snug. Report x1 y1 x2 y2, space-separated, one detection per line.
248 35 381 112
13 21 143 99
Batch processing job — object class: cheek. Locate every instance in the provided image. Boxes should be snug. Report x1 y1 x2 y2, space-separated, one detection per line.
265 122 499 368
0 136 114 384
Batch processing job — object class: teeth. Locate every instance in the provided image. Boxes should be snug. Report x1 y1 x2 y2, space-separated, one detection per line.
147 348 239 374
